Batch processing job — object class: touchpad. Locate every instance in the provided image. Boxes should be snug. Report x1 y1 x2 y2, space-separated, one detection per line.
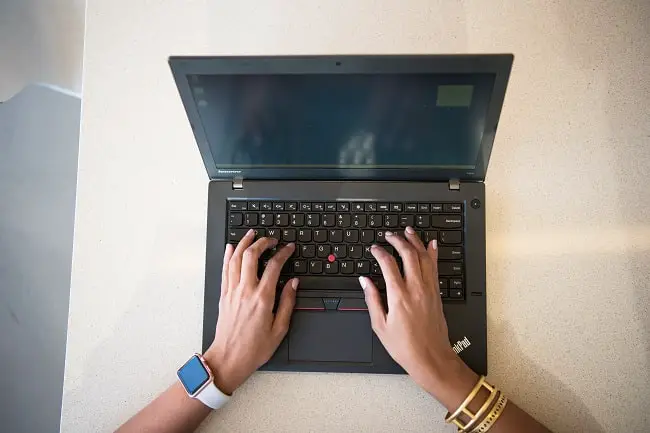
289 311 372 363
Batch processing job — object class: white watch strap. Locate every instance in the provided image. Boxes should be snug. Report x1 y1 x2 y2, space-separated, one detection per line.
196 381 230 410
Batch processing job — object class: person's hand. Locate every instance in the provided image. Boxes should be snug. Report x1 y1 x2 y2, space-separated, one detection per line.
360 226 478 409
203 229 298 394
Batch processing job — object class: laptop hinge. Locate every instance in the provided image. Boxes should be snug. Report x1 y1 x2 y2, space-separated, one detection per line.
449 178 460 191
232 176 243 190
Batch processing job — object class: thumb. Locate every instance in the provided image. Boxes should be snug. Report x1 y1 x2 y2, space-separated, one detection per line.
272 278 298 341
358 276 386 333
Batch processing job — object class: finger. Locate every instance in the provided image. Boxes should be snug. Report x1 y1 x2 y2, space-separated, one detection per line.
405 226 435 286
385 231 421 280
359 276 386 334
260 243 295 291
240 237 278 284
272 278 298 342
221 244 234 297
426 240 443 299
228 229 255 286
371 244 403 305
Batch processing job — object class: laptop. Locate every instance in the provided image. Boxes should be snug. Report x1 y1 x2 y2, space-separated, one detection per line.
169 54 513 375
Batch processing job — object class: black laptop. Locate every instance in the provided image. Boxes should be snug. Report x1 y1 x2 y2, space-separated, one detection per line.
169 55 513 375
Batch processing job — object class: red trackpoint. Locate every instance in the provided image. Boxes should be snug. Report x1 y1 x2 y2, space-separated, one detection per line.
327 254 336 263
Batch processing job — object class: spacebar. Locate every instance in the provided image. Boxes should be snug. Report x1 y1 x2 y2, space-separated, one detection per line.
295 276 365 291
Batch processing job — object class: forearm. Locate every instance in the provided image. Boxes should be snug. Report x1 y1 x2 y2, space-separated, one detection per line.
115 382 211 433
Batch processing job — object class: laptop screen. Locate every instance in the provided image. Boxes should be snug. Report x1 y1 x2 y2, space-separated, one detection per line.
188 73 495 170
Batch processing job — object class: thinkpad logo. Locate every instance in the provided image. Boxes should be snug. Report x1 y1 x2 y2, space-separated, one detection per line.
452 336 471 354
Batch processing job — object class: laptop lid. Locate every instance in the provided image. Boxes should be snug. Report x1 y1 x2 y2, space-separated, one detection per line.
169 55 513 182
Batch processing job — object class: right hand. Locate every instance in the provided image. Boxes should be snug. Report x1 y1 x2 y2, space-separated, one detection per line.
359 226 478 409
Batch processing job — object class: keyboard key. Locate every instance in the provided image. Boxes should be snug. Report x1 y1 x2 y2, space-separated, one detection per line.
260 213 273 226
391 203 403 212
399 214 414 227
377 203 389 212
371 261 382 275
266 228 281 240
244 213 258 226
338 298 368 311
384 214 398 228
344 229 359 243
337 202 350 212
348 245 363 259
438 262 463 276
228 229 248 242
450 289 463 299
329 229 343 242
337 214 351 227
273 202 285 211
352 214 367 228
313 230 327 243
431 215 462 229
332 245 347 258
275 213 289 227
441 231 462 244
298 229 312 242
229 213 243 226
425 231 438 243
230 201 247 211
325 203 337 211
261 202 273 211
440 289 449 298
368 214 382 227
361 230 374 243
416 215 429 228
340 260 354 274
301 245 316 258
292 260 307 274
282 229 296 242
286 202 297 211
322 214 335 227
291 214 305 226
365 203 377 212
376 230 386 243
352 203 365 212
444 203 462 213
450 278 463 289
253 228 266 239
405 203 417 212
294 298 324 310
431 203 443 212
309 260 323 274
364 245 374 259
439 278 449 288
306 214 320 227
248 202 260 210
418 203 429 212
356 260 370 275
313 203 325 211
300 203 312 211
317 245 331 258
324 261 339 274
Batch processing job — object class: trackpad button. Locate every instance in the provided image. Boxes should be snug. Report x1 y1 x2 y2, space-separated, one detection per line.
289 311 372 363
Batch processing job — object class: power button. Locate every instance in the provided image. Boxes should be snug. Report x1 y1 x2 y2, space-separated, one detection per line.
470 198 481 209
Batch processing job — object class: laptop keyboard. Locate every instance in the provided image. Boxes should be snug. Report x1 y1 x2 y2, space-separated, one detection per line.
227 201 465 301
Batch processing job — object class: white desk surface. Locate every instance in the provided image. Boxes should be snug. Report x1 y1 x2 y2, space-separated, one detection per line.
62 1 650 432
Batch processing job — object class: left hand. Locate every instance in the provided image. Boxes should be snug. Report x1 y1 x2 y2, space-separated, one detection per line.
203 229 298 394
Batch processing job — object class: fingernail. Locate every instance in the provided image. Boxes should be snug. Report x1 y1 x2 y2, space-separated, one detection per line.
286 242 295 249
291 278 299 290
371 244 379 250
385 231 393 237
246 229 255 236
431 239 438 250
358 276 367 290
405 226 415 234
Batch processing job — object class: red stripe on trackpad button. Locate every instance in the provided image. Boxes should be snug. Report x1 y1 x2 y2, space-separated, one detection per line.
337 298 368 311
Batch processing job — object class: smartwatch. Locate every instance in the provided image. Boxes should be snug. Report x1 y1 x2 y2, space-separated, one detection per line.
177 353 230 410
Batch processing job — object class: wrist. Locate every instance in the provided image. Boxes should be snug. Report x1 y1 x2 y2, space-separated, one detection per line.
202 349 241 395
418 351 479 411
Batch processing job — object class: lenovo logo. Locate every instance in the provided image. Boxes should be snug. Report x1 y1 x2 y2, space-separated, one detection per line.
218 169 242 174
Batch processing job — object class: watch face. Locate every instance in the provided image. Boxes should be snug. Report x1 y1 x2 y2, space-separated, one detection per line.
177 355 210 395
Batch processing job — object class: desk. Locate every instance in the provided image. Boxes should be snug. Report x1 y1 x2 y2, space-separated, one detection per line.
61 1 650 431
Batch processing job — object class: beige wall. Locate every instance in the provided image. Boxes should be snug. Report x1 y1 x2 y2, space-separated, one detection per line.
0 0 85 100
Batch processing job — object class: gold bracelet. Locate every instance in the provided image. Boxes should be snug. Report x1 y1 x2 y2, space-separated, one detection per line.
445 376 499 432
445 376 487 424
469 392 508 433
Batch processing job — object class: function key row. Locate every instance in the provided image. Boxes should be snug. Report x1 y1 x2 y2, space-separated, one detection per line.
229 201 462 213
